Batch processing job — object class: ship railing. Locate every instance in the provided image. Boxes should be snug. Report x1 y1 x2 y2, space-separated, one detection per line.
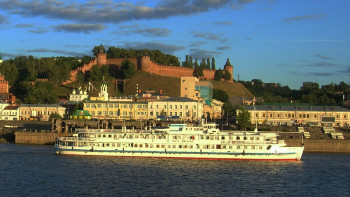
219 140 273 145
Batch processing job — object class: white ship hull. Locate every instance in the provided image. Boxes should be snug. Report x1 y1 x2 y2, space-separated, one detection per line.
55 146 303 161
55 124 304 161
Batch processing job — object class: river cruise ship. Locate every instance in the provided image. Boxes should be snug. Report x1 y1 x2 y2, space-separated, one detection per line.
54 123 304 161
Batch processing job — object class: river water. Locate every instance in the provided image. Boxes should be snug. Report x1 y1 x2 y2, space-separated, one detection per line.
0 143 349 196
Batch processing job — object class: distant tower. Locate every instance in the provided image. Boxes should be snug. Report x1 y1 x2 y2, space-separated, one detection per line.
223 58 234 82
96 44 107 66
98 77 109 101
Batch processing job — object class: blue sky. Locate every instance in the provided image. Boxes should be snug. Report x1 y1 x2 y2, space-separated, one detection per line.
0 0 349 89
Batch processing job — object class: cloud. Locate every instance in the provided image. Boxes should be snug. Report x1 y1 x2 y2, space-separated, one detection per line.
189 41 207 48
0 0 234 24
231 0 257 9
191 32 228 42
0 14 7 24
26 48 88 57
53 24 106 33
290 70 338 77
29 29 48 34
135 28 170 37
217 46 231 50
303 61 340 68
283 13 325 23
123 41 185 54
315 54 335 61
118 25 170 37
14 23 33 28
188 48 221 59
213 21 233 26
0 52 19 59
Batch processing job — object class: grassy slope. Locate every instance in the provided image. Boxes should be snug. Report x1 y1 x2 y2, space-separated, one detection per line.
124 72 181 97
211 80 254 98
59 71 253 99
124 72 253 98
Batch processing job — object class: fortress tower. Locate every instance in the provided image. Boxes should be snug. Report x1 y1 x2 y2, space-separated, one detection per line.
96 44 107 66
224 58 234 82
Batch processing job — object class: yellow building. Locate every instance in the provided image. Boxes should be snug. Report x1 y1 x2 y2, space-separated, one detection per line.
180 77 199 99
147 97 203 121
245 105 350 127
83 101 148 120
19 104 66 121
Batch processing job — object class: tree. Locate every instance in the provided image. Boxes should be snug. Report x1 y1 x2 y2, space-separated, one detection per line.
92 45 105 56
49 113 62 121
207 58 211 69
200 58 206 69
213 89 229 102
121 59 136 79
236 106 251 130
211 58 216 70
214 69 223 81
0 61 19 85
182 55 193 68
193 59 203 78
223 71 231 81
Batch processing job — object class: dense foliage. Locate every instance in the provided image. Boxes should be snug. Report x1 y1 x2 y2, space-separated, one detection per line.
182 55 216 70
120 59 136 79
105 47 180 67
236 106 251 130
240 79 349 106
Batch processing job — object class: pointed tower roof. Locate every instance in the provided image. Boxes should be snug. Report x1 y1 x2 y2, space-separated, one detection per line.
98 44 105 54
224 58 232 67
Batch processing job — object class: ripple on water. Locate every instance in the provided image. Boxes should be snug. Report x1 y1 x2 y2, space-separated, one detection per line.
1 144 350 196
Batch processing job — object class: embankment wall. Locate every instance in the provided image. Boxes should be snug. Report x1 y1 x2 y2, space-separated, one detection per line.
284 138 350 153
14 132 71 145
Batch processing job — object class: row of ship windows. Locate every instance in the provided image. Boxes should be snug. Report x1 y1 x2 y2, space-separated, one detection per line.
85 111 193 117
97 134 261 141
84 104 196 110
82 142 267 150
254 113 347 119
150 105 196 110
85 104 147 109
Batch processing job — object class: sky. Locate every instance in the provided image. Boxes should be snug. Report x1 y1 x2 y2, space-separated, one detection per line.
0 0 349 90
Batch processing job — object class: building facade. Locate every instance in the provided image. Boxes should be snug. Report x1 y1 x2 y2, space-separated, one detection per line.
147 97 203 121
245 105 350 127
83 101 148 120
19 104 66 121
2 106 19 120
69 87 89 102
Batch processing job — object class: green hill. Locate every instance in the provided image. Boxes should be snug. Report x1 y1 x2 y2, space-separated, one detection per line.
211 80 254 98
124 72 181 97
124 72 253 98
59 71 253 99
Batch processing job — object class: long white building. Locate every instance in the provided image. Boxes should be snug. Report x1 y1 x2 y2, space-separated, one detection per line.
147 97 203 121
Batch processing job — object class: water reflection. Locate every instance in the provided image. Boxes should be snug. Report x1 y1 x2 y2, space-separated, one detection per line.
1 144 350 197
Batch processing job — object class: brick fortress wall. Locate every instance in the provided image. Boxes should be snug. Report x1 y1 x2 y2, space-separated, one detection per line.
63 53 233 84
